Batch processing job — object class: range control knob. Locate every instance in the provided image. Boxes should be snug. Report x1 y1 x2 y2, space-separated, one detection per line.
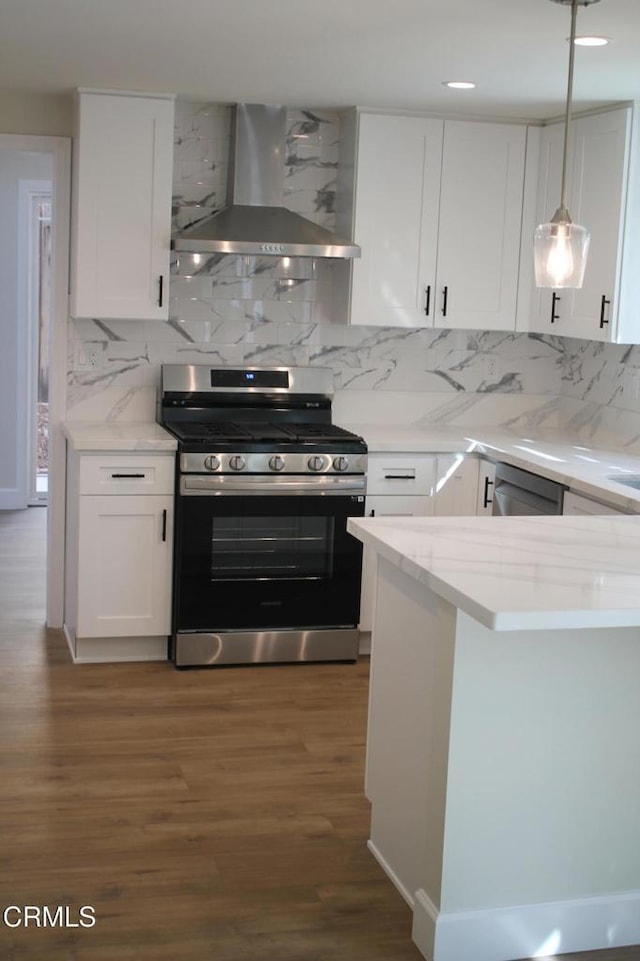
269 455 286 472
203 455 220 472
332 456 349 473
308 455 327 473
229 455 246 472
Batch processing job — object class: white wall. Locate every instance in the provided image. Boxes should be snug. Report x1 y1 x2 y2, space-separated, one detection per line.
0 92 72 137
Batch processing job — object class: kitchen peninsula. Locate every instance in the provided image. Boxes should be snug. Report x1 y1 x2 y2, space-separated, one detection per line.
347 512 640 961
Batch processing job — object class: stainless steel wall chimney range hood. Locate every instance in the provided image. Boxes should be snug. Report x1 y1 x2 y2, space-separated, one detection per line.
171 104 360 259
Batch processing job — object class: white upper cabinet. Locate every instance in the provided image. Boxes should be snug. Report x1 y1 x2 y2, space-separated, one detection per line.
349 113 443 328
346 112 527 331
70 89 175 321
530 105 640 343
435 121 527 330
529 120 565 333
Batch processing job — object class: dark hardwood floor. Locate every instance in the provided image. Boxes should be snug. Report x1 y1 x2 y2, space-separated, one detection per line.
0 506 638 961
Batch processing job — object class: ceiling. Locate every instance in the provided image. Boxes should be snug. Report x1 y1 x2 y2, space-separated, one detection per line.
1 0 639 120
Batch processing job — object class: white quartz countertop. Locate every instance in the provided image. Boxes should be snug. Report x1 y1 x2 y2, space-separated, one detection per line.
348 513 640 632
63 421 177 452
344 422 640 513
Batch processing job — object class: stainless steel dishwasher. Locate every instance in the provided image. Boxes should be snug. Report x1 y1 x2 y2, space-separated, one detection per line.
492 462 567 516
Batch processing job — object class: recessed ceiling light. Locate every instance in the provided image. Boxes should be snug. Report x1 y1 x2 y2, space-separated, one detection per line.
573 35 611 45
443 81 476 90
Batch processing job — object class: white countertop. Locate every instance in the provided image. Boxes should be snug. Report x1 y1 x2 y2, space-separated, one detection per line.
63 421 177 452
61 417 640 510
348 513 640 632
345 422 640 513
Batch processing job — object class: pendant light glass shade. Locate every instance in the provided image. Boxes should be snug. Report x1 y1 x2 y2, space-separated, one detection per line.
534 208 590 287
534 0 599 289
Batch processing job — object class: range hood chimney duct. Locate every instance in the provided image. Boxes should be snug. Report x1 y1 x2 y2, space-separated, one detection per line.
171 104 360 259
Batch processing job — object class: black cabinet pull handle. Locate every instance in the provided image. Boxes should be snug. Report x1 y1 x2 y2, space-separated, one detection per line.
369 509 375 517
424 285 431 316
483 476 494 508
111 473 146 479
599 294 611 328
384 474 415 480
158 275 164 307
442 286 448 317
162 509 168 542
551 291 560 324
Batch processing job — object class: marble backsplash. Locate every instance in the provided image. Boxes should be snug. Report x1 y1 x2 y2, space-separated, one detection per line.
66 100 640 444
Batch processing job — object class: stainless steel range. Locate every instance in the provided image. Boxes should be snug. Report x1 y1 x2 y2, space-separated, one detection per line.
160 364 367 667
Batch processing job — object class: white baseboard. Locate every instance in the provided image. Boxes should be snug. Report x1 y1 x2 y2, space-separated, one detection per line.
367 839 414 909
412 887 640 961
63 623 76 661
63 626 168 663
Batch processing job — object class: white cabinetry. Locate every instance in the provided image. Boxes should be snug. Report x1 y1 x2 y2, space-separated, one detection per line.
360 454 436 632
65 451 174 662
70 89 174 321
476 459 497 514
347 112 527 331
530 105 640 343
433 455 480 516
562 490 628 516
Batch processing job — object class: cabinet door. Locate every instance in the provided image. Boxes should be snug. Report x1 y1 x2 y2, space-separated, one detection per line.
77 495 172 637
476 460 496 515
433 455 480 516
435 121 526 331
71 91 174 320
350 113 443 327
529 120 568 333
568 107 631 342
359 493 434 633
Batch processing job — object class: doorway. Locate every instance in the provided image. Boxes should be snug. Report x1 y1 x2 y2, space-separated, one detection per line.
0 134 70 628
19 180 52 505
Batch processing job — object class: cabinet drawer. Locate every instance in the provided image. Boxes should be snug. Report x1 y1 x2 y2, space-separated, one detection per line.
562 490 628 516
78 454 175 496
365 494 434 517
366 455 435 496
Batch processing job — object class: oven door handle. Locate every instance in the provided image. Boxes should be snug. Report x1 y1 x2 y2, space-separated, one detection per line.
180 475 366 496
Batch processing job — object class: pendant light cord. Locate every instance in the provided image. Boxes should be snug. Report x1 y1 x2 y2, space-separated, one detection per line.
559 0 579 215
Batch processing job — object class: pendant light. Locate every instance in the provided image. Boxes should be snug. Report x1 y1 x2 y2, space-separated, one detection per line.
534 0 600 288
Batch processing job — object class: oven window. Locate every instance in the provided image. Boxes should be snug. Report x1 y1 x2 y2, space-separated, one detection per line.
210 515 334 580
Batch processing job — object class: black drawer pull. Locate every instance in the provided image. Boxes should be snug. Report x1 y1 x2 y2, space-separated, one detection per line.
599 294 611 328
483 476 494 508
161 509 168 542
158 275 164 308
111 473 146 479
442 285 448 317
424 285 431 316
551 291 560 324
384 474 415 480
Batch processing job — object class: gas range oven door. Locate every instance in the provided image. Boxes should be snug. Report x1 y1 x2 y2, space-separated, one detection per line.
172 475 366 666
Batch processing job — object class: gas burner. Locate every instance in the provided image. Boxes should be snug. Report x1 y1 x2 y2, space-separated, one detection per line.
160 364 367 476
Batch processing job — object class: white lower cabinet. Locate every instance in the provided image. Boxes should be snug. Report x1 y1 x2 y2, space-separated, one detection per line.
360 453 498 631
476 459 497 515
562 490 628 516
65 450 174 662
433 454 480 516
359 454 436 633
